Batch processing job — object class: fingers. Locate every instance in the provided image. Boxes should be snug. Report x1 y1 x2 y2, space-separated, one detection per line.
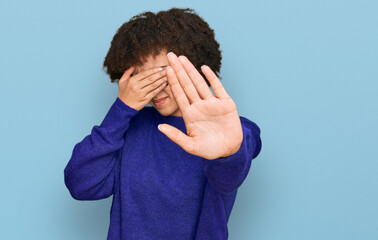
201 65 230 99
119 66 135 84
145 76 168 94
166 65 190 111
139 68 168 90
133 66 165 82
167 52 201 104
120 66 165 84
178 55 214 100
146 79 168 99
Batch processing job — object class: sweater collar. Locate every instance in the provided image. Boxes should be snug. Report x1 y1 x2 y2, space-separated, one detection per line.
152 107 185 126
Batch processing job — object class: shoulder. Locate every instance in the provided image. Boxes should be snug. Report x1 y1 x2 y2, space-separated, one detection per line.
239 115 262 159
239 116 261 135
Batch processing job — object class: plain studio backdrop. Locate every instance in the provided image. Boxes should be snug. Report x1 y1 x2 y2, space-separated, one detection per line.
1 0 377 239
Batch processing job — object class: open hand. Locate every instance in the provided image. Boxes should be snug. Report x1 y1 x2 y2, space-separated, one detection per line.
158 52 243 160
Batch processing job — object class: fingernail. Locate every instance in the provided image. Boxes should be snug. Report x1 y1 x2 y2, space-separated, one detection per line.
167 52 173 56
201 65 205 68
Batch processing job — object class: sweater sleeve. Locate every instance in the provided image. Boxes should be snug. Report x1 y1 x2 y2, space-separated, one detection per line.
64 97 139 200
202 117 262 195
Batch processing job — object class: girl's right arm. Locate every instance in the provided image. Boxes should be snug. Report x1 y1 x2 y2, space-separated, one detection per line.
64 66 167 200
64 97 139 200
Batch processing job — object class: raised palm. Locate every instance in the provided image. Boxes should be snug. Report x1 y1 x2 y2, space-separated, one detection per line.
158 52 243 160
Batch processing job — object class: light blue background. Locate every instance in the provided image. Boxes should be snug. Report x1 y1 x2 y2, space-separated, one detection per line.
1 0 377 239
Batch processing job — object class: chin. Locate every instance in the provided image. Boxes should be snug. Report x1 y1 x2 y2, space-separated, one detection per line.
152 106 168 115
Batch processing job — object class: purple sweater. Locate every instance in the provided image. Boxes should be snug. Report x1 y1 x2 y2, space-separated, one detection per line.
64 97 262 240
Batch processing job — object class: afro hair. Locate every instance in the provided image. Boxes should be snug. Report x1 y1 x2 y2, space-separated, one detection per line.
102 7 222 87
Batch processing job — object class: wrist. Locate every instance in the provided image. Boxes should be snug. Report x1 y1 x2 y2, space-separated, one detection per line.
117 97 140 111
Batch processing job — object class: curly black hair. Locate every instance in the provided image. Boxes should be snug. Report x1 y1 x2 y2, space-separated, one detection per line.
102 7 222 86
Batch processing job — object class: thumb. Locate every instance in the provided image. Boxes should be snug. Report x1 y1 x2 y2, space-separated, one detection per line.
158 124 194 155
119 66 135 84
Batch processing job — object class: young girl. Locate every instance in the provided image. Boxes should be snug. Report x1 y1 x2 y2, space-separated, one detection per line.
64 7 262 240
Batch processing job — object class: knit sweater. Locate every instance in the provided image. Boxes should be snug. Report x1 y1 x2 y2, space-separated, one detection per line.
64 97 262 240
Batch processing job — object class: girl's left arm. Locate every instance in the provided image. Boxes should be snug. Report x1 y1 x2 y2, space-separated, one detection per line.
202 117 262 194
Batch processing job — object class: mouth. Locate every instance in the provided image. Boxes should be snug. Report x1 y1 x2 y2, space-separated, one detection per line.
153 97 168 107
153 97 168 103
